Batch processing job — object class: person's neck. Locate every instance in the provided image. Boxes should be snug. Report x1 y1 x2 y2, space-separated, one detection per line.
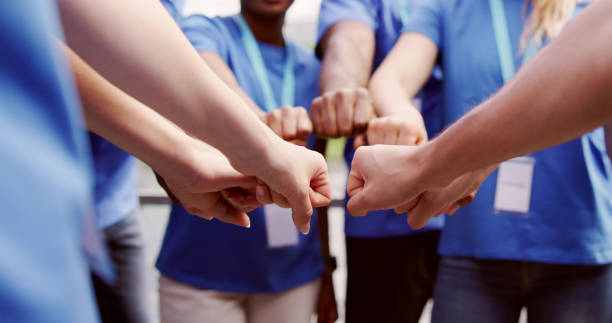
241 10 285 47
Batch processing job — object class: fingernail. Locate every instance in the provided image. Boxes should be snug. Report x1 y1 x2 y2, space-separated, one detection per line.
299 223 310 234
245 217 251 228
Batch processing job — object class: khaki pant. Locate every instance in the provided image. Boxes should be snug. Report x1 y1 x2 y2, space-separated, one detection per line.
159 275 321 323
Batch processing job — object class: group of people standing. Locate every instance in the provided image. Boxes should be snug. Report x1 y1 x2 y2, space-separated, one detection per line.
2 0 612 323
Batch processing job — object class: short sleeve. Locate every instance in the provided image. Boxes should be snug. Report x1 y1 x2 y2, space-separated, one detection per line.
401 0 443 48
316 0 378 46
179 15 229 58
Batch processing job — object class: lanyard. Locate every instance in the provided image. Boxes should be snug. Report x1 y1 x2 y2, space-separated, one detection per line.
488 0 539 83
398 0 411 27
235 14 295 112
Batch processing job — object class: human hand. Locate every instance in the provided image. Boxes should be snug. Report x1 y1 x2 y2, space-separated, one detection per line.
356 107 427 148
253 139 332 234
346 145 425 217
264 106 313 146
394 165 496 229
310 88 375 139
155 141 263 228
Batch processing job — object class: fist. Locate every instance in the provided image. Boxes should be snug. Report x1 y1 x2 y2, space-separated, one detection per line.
363 108 427 147
310 88 375 138
264 106 313 145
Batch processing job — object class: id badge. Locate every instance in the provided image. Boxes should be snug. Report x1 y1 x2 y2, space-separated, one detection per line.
493 156 535 214
264 204 299 248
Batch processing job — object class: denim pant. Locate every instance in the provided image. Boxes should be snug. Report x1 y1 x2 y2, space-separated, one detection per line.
432 256 612 323
91 213 150 323
345 230 440 323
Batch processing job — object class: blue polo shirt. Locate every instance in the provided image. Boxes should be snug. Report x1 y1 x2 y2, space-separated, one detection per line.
317 0 444 237
89 133 138 229
404 0 612 264
0 1 99 321
156 15 324 293
161 0 185 21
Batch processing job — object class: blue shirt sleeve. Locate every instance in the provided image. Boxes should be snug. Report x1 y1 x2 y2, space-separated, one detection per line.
179 15 229 59
400 0 443 48
316 0 378 45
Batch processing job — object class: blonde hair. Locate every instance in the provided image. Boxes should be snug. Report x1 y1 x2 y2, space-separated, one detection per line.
522 0 576 49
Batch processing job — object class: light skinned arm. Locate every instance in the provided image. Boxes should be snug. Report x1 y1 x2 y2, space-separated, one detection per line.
347 0 612 220
57 0 331 234
201 52 313 145
311 20 376 139
366 33 439 146
66 45 258 227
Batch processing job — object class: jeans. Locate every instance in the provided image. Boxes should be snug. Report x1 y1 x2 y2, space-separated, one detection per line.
91 213 150 323
432 256 612 323
345 230 440 323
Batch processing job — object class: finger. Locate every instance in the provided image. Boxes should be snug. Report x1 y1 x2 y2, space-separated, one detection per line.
310 97 324 136
445 203 461 215
289 188 313 234
397 127 417 146
406 192 443 230
271 190 291 208
266 110 283 137
208 199 251 228
309 170 332 207
394 195 420 214
296 107 313 140
280 106 298 141
320 94 338 137
353 88 374 133
335 89 355 136
353 134 367 149
290 139 308 146
366 122 383 146
255 184 273 205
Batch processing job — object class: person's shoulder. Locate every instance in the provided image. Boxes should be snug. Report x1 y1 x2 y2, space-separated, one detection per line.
181 14 236 34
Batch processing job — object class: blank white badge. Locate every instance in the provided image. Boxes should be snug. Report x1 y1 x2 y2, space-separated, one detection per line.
264 204 299 248
494 156 535 214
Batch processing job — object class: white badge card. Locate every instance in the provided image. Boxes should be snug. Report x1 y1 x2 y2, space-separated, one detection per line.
264 204 299 248
494 156 535 214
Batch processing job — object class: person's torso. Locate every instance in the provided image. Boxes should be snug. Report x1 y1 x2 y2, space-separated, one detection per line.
317 0 444 237
0 1 99 321
156 15 324 293
434 0 612 264
88 133 138 229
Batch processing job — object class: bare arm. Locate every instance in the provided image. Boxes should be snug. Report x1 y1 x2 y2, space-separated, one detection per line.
311 20 376 138
346 0 612 219
66 45 257 227
422 0 612 186
368 33 438 117
200 52 265 119
366 33 439 146
57 0 331 233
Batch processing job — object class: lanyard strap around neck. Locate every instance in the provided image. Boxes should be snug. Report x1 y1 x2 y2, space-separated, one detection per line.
398 0 411 27
235 14 295 112
488 0 539 84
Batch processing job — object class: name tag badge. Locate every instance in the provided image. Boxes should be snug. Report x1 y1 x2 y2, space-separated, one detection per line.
494 156 535 214
264 204 299 248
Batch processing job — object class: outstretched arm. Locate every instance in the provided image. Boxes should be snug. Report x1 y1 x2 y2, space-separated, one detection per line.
66 45 258 227
347 0 612 222
57 0 331 233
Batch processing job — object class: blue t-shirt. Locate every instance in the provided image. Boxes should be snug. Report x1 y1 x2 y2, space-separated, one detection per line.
89 133 138 229
0 1 99 322
404 0 612 264
317 0 444 237
156 15 325 293
161 0 185 21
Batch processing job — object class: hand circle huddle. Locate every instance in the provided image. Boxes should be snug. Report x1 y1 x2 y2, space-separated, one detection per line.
157 87 482 233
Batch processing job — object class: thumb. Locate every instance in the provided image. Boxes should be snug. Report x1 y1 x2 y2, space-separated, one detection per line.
346 187 374 217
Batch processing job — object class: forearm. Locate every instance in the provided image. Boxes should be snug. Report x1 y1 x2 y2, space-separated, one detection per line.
58 0 279 173
422 0 612 185
200 52 266 119
318 21 374 92
369 34 437 117
66 45 198 180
